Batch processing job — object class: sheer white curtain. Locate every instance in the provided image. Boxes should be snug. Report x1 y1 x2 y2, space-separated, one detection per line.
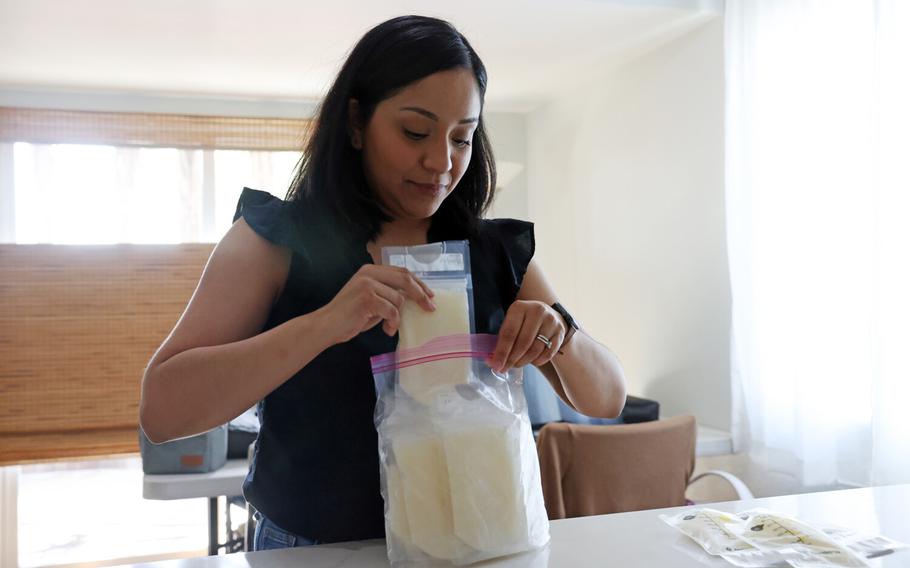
726 0 910 489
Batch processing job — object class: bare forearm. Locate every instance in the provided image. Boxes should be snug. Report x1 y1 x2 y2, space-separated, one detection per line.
140 309 334 442
549 330 627 418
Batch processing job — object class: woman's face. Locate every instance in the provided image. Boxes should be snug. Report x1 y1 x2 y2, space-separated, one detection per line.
355 68 482 223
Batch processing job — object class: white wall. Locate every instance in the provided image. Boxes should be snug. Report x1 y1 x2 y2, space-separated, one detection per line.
526 18 729 430
484 112 528 220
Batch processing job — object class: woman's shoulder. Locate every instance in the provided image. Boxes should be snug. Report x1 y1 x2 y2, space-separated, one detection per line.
233 187 298 248
229 187 315 297
476 217 535 252
235 186 328 252
475 217 536 299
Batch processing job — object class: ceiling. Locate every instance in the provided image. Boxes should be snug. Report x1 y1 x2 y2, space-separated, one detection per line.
0 0 722 112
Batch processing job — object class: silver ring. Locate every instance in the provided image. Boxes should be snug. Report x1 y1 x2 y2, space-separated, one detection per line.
535 334 553 349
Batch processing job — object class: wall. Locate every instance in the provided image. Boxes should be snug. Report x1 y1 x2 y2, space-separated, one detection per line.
484 112 528 220
525 18 730 430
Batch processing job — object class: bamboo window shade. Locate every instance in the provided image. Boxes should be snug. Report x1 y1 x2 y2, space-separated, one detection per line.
0 244 216 465
0 106 312 150
0 107 311 464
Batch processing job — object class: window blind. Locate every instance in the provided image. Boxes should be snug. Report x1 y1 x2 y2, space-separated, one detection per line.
0 244 215 465
0 106 311 151
0 106 312 464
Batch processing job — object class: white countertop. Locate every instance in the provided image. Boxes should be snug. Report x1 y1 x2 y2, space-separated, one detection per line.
126 483 910 568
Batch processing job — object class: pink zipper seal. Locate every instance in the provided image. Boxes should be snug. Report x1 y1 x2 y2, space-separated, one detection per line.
370 333 498 374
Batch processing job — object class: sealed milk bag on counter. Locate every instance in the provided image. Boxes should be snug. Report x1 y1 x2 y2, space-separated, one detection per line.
372 241 550 566
372 334 550 566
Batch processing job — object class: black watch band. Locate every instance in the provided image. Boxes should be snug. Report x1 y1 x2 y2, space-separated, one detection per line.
550 302 579 353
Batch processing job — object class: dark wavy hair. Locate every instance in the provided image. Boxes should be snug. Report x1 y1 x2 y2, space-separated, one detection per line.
286 15 496 242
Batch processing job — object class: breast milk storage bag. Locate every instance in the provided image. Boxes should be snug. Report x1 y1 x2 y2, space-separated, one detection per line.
373 242 550 566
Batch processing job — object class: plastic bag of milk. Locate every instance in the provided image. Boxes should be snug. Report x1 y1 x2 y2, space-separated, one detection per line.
371 333 550 566
382 241 477 405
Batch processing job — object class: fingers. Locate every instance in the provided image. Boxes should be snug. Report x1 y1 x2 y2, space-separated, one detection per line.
530 325 563 367
491 302 565 372
366 287 401 336
489 308 524 372
365 265 436 312
507 310 549 369
339 265 437 340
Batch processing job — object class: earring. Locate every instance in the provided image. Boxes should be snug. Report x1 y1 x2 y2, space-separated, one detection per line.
351 133 362 150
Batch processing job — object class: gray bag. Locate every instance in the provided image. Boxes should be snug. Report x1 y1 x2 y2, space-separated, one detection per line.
139 424 228 474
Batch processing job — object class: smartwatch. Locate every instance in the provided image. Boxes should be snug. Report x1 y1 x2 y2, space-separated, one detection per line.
550 302 579 353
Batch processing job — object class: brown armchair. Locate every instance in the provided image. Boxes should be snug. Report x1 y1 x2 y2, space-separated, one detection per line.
536 415 698 520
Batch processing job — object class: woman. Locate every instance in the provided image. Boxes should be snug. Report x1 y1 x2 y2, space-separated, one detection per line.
139 15 626 551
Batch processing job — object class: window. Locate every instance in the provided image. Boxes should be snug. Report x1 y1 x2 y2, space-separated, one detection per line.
0 107 308 245
8 143 299 245
0 107 310 567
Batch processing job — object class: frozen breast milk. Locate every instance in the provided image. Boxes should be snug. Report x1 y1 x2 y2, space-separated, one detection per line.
397 287 470 350
444 421 526 552
397 287 472 404
393 434 469 560
397 359 472 406
385 463 412 545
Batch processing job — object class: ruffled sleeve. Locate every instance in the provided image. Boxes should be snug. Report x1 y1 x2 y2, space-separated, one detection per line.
482 218 536 301
232 187 302 251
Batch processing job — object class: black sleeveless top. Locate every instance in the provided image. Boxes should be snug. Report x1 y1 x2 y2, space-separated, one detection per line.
233 187 535 543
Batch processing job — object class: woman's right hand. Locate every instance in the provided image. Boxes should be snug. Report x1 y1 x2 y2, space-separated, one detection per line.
318 264 437 344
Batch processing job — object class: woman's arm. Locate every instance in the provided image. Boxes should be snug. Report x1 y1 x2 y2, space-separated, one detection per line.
488 259 627 419
140 217 437 443
140 218 331 442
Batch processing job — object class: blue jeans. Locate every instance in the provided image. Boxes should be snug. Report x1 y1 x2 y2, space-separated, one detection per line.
253 512 320 550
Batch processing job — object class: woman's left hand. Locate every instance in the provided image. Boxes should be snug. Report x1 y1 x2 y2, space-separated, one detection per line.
488 300 566 373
